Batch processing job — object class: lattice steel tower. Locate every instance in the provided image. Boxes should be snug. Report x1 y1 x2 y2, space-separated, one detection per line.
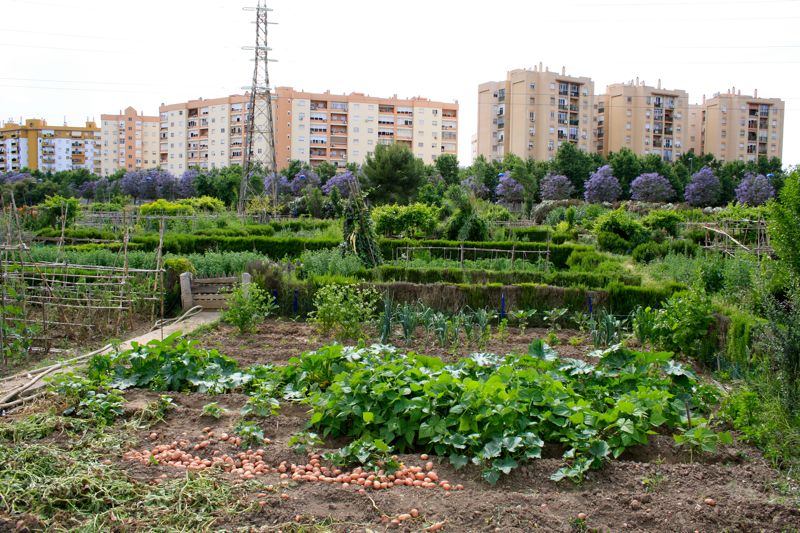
238 1 277 214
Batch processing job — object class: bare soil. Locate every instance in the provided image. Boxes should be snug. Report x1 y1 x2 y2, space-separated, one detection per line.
194 319 591 366
3 319 799 532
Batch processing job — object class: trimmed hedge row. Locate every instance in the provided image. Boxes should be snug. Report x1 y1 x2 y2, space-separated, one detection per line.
509 227 552 242
379 239 592 269
132 234 339 257
373 265 642 289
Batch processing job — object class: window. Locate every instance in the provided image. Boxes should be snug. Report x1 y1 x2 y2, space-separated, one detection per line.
367 139 374 145
353 126 359 133
418 142 424 147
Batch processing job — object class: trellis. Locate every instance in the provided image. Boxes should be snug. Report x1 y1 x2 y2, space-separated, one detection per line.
680 219 773 258
0 196 165 366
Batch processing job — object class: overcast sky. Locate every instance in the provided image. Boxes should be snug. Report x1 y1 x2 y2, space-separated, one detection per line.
2 0 799 167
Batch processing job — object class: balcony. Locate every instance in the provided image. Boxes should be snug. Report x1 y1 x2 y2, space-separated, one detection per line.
331 114 347 124
310 101 328 110
442 111 457 118
558 104 568 111
331 136 347 147
379 105 394 113
569 119 579 126
331 127 347 135
310 149 326 157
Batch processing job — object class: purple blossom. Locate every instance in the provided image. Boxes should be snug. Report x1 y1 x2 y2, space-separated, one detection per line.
178 169 198 199
153 170 178 199
120 169 175 200
584 165 621 203
460 175 489 199
263 173 292 197
77 180 96 199
289 169 321 195
630 173 675 203
321 171 355 197
684 166 721 207
735 172 774 206
0 172 31 185
495 171 524 203
540 174 574 201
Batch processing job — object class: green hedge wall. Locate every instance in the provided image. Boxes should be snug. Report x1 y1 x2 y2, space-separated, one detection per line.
373 265 641 289
509 227 552 242
379 239 592 269
132 234 339 257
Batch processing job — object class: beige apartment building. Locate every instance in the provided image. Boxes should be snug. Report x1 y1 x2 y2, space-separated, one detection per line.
159 89 457 175
0 118 99 173
477 65 595 162
273 87 458 169
99 107 160 176
597 80 690 161
159 94 268 175
700 89 784 162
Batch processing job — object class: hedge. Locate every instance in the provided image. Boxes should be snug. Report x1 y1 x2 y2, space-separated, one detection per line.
509 227 552 242
606 281 686 315
131 234 339 257
379 239 592 269
373 265 641 289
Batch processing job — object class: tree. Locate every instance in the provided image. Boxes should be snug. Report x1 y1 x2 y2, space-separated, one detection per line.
461 175 489 199
608 148 641 196
315 161 337 183
630 173 675 203
584 165 621 203
552 142 598 195
496 172 524 203
685 166 721 207
770 170 800 280
361 143 425 205
736 172 774 206
280 160 303 180
434 153 459 185
540 174 574 200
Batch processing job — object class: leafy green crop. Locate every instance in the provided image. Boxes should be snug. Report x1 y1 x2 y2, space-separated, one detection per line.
89 333 251 393
302 343 719 483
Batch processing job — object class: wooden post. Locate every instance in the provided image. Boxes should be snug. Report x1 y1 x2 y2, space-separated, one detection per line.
459 244 464 269
180 272 194 310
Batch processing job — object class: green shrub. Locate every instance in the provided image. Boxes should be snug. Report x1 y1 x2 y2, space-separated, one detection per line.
654 287 716 361
36 195 80 229
131 234 340 257
594 209 648 253
642 210 682 237
163 257 195 275
597 231 632 254
298 249 366 278
222 283 277 334
139 199 194 216
310 283 380 339
176 196 226 212
632 242 665 263
371 203 439 238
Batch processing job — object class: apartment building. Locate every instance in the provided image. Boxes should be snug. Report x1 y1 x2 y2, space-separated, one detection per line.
99 107 160 177
700 89 784 162
686 104 704 156
0 118 99 174
159 94 268 175
597 79 690 161
273 87 458 169
477 65 595 162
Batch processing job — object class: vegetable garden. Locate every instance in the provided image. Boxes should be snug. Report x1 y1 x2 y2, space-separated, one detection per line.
1 156 799 531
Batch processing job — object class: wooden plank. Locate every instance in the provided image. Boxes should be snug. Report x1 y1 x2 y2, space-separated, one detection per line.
191 284 234 294
191 277 238 284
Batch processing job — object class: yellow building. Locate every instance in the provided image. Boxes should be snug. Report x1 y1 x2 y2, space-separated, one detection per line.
99 107 160 176
273 87 458 169
700 89 784 162
477 65 595 162
597 79 690 161
0 118 99 173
